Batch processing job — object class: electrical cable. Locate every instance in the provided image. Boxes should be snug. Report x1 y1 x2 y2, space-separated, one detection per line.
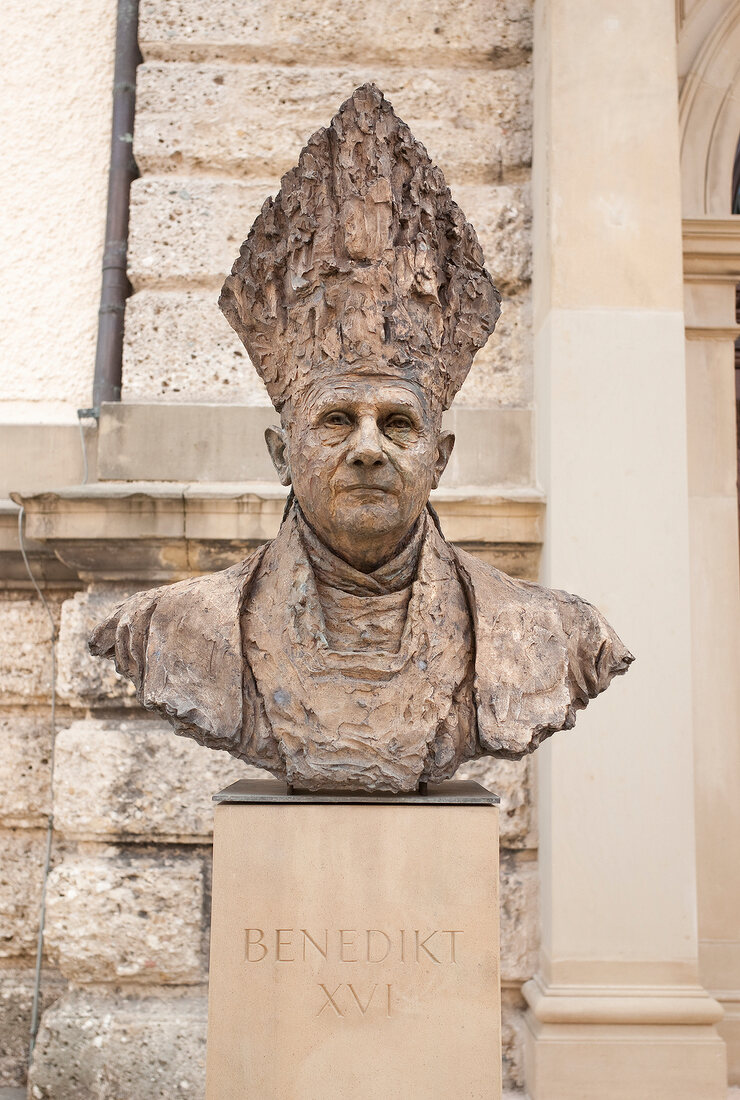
17 507 59 1057
77 415 90 485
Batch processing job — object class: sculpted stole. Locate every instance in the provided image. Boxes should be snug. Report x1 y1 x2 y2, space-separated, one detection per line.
89 84 633 793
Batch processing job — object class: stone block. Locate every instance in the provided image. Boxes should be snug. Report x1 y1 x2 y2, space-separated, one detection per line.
134 63 532 185
28 991 207 1100
0 595 61 705
0 715 52 828
56 586 143 707
123 289 269 403
54 719 258 840
500 852 539 983
123 287 531 407
0 968 65 1088
128 177 531 295
457 754 535 848
45 853 205 983
474 183 532 294
128 177 269 290
455 288 533 407
501 984 527 1090
0 830 45 958
139 0 533 68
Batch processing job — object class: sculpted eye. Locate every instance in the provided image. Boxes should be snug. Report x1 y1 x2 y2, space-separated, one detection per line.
384 415 413 433
322 410 352 428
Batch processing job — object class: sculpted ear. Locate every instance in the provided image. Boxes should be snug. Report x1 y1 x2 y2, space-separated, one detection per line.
265 425 292 486
432 430 455 489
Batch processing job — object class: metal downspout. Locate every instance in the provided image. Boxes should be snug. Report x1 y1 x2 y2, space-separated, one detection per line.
91 0 141 410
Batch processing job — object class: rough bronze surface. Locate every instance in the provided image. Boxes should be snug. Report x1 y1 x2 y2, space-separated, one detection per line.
90 84 633 792
218 83 501 413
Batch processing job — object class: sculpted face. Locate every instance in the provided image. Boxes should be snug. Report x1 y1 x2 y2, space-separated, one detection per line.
266 376 455 571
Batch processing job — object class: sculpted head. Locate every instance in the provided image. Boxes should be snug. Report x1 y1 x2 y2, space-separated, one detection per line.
265 373 454 571
219 83 501 570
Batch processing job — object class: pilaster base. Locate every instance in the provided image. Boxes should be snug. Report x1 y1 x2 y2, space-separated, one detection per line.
717 994 740 1085
523 976 727 1099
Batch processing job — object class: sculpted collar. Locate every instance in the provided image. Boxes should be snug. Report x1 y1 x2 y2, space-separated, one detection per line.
296 508 425 597
89 509 633 774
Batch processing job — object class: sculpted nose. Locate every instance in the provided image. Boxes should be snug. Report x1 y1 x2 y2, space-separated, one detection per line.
346 416 386 468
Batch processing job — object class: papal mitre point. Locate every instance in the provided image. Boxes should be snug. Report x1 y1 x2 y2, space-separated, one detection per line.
219 83 501 412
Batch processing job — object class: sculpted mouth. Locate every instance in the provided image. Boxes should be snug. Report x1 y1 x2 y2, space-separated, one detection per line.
338 484 397 498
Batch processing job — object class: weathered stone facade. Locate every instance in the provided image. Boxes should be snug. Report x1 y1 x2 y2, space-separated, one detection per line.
5 0 740 1096
7 707 536 1096
123 0 533 409
1 0 537 1094
1 600 538 1095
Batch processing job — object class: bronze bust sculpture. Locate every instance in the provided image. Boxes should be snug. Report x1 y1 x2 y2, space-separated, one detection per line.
90 84 633 792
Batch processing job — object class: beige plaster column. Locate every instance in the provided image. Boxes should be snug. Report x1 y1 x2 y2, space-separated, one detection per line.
524 2 727 1095
678 7 740 1080
683 220 740 1083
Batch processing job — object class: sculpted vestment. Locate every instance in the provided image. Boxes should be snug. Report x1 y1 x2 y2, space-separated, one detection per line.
89 83 633 790
90 504 631 792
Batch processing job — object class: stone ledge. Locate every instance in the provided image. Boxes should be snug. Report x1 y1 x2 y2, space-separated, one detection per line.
14 482 544 583
97 402 536 487
0 501 80 589
0 421 94 499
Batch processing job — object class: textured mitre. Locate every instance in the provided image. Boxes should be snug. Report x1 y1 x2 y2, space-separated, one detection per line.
219 83 501 412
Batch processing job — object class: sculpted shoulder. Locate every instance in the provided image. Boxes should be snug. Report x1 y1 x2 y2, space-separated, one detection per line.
88 546 267 734
450 545 634 758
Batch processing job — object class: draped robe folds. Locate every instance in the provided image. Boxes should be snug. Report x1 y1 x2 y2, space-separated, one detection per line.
89 504 633 793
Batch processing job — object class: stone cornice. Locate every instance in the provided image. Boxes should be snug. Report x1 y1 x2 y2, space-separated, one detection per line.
8 483 545 584
682 216 740 280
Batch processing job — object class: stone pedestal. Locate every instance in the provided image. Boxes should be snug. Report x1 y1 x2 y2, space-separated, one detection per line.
205 780 501 1100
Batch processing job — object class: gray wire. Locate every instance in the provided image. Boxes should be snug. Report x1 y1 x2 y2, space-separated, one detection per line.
77 415 89 485
17 506 58 1058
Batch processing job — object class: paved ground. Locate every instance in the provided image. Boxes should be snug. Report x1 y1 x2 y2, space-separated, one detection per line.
0 1085 737 1098
502 1091 740 1099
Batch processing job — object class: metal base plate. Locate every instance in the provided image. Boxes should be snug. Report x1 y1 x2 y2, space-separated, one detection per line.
213 778 499 805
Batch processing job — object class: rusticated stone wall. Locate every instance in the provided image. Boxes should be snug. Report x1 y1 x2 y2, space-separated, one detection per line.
0 592 69 1088
2 1 537 1095
3 586 538 1095
123 0 533 408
